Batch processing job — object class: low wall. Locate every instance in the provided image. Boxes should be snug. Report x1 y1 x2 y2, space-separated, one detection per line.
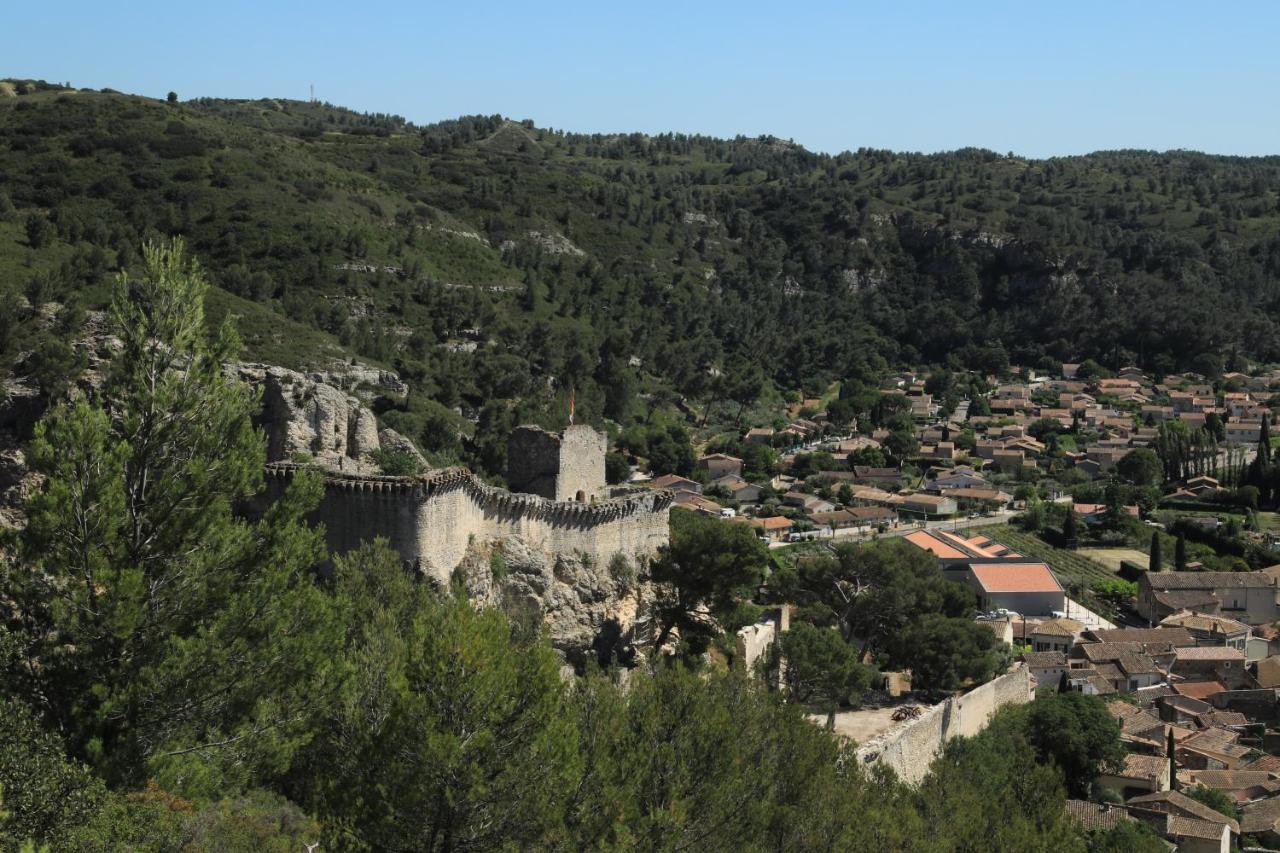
854 664 1034 785
262 463 672 585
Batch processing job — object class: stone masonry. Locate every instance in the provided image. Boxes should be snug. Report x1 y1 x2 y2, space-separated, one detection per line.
506 424 607 502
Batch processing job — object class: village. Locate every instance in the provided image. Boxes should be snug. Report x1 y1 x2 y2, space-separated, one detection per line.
626 360 1280 851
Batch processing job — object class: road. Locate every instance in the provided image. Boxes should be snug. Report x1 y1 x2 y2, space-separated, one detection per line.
770 510 1017 549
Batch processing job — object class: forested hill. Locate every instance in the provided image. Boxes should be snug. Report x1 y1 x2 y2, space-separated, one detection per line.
4 80 1280 430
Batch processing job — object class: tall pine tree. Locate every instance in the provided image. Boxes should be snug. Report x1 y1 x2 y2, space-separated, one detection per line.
10 239 339 790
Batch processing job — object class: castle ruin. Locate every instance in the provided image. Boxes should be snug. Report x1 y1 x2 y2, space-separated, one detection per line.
241 365 671 588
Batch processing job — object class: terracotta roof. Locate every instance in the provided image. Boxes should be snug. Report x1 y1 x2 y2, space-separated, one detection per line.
1241 794 1280 834
1151 589 1221 612
1064 800 1131 831
903 530 967 559
1117 753 1168 782
1175 646 1244 662
968 563 1062 594
1089 628 1196 647
1161 611 1251 635
1115 652 1161 676
1033 617 1084 637
1164 814 1230 841
1127 789 1240 834
1144 571 1276 590
1172 681 1229 701
1022 651 1067 669
1191 769 1279 791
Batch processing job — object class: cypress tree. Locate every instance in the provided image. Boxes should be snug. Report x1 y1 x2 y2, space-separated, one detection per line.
1167 727 1178 792
1149 531 1162 573
1062 510 1078 544
1175 532 1187 572
1057 671 1070 694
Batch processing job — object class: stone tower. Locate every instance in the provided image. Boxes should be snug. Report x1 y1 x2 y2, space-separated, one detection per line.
506 424 606 502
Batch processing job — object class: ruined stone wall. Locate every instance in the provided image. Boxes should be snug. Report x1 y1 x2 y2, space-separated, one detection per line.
854 664 1033 785
506 426 561 499
264 463 671 586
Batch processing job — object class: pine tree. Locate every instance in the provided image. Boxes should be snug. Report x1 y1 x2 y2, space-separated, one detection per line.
11 239 338 788
1175 532 1187 572
1149 532 1162 573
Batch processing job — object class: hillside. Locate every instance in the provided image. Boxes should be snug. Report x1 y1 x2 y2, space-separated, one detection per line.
4 80 1280 469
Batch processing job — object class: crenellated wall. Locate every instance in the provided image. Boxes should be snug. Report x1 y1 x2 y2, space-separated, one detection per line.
261 463 672 585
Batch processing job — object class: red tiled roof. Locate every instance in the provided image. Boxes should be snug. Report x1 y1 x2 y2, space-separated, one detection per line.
969 563 1062 594
1173 681 1229 701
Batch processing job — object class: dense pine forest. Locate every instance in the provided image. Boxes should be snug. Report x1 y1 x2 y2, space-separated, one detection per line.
4 80 1280 449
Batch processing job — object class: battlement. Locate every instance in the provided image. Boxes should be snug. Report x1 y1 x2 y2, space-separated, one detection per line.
265 462 672 520
262 461 671 583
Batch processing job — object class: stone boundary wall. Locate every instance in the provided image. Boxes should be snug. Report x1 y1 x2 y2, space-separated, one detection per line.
262 463 672 584
854 664 1034 785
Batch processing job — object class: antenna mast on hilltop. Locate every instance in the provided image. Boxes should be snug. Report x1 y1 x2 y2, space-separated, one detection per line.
310 83 315 103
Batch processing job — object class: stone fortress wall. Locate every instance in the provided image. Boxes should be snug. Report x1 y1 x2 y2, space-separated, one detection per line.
263 462 672 587
854 664 1033 785
240 365 672 585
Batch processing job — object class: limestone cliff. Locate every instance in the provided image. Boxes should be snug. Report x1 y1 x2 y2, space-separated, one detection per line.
454 535 649 666
234 363 424 475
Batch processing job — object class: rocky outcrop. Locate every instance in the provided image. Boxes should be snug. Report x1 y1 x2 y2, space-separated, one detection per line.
234 363 412 476
456 535 649 666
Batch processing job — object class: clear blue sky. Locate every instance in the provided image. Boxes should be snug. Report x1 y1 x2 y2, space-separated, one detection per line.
9 1 1279 157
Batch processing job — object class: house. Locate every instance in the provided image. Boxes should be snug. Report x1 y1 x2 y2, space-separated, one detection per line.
748 516 793 542
991 448 1027 474
1185 770 1280 805
710 474 763 504
1171 646 1247 689
1186 475 1222 497
1159 611 1251 653
1072 503 1140 525
926 471 989 492
1240 797 1280 848
1252 655 1280 689
1138 572 1280 625
1097 753 1171 797
675 493 731 518
698 453 743 480
851 465 901 484
1030 617 1084 653
1127 790 1238 853
897 493 958 519
1225 422 1263 445
846 506 896 527
966 563 1064 615
649 474 702 497
807 510 866 532
1064 800 1134 834
976 614 1015 647
944 487 1011 510
783 491 833 514
1023 650 1069 687
744 427 775 445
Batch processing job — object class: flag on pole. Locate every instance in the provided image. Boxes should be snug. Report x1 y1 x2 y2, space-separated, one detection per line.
569 386 575 425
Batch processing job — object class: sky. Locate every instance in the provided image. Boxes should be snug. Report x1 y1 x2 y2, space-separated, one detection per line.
8 1 1280 158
